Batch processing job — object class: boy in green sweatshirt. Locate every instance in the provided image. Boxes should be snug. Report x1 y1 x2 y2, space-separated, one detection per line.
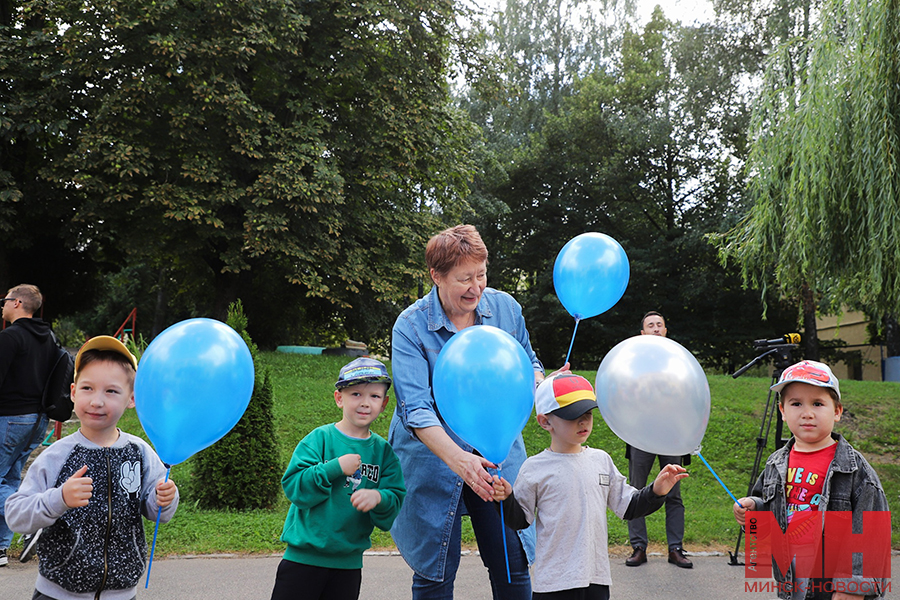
270 357 406 600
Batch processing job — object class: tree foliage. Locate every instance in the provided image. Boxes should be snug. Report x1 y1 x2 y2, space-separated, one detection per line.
712 0 823 51
460 0 637 160
1 0 476 345
715 0 900 354
2 0 837 366
466 8 796 372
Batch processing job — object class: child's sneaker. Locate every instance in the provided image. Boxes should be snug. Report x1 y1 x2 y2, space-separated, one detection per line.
19 529 41 563
0 548 8 567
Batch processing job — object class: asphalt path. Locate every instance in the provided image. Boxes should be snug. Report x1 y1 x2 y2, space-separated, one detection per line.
5 549 896 599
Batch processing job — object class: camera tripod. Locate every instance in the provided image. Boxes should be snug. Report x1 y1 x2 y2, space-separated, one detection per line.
727 343 797 566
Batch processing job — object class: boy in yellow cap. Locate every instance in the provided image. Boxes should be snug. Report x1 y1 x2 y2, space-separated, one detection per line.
492 373 687 599
6 336 178 600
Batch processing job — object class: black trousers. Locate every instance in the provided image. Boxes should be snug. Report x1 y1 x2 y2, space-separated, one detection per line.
33 592 135 600
270 559 362 600
532 584 610 600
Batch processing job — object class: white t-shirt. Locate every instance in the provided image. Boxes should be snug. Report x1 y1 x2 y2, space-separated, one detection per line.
513 447 640 593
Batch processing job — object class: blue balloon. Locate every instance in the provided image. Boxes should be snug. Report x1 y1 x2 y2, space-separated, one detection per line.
134 318 255 465
553 232 630 320
433 326 535 464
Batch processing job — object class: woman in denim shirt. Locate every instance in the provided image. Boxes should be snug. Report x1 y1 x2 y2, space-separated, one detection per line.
389 225 562 599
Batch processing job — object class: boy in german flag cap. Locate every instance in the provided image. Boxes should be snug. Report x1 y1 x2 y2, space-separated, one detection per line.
492 374 688 599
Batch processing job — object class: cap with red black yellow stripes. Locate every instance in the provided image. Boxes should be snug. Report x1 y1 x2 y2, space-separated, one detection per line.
535 373 598 420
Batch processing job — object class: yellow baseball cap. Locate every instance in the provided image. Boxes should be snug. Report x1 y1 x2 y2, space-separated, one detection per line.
74 335 138 375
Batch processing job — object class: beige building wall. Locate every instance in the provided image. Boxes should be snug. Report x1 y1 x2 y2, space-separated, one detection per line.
816 311 883 381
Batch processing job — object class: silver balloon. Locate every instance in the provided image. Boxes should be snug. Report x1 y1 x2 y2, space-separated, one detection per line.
595 335 710 456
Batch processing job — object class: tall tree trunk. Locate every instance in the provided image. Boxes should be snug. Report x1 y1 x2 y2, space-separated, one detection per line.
800 283 819 361
151 267 169 339
212 270 241 322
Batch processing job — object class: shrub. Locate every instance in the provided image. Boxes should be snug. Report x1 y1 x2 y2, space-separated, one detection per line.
125 333 148 360
190 300 281 509
51 318 87 348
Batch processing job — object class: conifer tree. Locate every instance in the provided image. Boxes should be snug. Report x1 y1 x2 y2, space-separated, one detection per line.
192 300 280 509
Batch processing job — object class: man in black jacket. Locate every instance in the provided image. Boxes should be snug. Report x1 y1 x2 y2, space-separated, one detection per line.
0 284 55 566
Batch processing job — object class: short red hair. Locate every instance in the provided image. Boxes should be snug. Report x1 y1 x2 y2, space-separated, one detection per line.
425 225 489 276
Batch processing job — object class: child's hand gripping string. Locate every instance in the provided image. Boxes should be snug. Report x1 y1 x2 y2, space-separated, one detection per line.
651 463 689 496
490 475 512 502
156 479 178 507
62 465 93 508
732 497 755 526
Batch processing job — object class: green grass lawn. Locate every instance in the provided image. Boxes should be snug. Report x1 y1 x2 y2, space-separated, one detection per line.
22 351 900 557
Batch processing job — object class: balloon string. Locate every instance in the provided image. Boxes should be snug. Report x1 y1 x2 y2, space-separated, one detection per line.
145 465 170 589
497 464 511 585
696 452 740 505
564 318 580 366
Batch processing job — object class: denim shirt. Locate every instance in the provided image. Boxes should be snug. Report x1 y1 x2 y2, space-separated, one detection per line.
748 434 889 599
388 286 542 581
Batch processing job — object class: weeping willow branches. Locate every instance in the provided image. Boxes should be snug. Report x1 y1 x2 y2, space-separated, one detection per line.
715 0 900 321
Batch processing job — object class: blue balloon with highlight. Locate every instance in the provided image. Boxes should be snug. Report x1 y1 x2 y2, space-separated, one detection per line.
553 232 630 320
134 318 255 466
433 325 535 465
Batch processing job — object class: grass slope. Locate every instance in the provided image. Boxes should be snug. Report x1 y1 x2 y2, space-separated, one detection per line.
24 352 899 557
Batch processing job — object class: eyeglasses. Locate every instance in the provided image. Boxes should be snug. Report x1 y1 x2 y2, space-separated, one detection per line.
0 298 16 305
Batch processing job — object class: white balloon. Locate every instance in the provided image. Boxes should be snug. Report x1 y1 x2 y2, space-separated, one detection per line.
595 335 710 456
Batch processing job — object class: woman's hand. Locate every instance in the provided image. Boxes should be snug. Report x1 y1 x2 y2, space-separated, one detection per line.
414 426 496 502
451 450 496 502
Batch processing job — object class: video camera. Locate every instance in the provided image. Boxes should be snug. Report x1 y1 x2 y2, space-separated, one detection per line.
752 333 800 349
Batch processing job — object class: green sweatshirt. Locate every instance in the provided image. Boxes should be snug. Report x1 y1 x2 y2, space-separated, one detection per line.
279 423 405 569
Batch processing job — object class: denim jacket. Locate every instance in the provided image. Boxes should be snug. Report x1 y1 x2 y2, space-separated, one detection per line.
388 286 541 581
747 434 889 599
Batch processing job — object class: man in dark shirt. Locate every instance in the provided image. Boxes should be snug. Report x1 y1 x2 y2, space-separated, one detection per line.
625 311 693 569
0 284 55 566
